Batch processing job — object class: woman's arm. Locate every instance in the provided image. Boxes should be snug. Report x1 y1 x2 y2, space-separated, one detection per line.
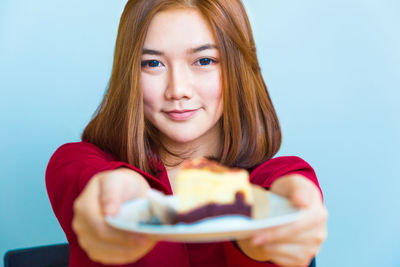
236 174 328 266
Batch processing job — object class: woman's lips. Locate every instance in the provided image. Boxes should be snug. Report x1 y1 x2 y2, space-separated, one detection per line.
164 109 198 121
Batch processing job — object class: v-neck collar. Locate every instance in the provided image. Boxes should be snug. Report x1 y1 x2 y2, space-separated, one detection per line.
154 161 174 195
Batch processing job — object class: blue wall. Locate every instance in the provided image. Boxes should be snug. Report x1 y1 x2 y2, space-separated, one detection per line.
1 0 399 266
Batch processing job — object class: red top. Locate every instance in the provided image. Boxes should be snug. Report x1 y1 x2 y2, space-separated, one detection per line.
46 142 322 267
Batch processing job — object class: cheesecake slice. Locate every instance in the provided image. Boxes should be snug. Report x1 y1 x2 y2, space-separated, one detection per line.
172 158 253 224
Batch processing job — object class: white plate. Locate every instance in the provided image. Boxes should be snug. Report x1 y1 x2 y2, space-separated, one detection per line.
106 190 303 243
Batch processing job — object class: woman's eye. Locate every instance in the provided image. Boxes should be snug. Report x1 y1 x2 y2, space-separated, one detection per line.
197 58 216 66
141 60 162 68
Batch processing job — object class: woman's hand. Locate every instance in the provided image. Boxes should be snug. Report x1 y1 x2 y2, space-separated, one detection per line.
72 168 157 265
237 174 328 266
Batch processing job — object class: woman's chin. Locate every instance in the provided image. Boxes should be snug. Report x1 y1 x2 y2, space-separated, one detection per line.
165 134 200 145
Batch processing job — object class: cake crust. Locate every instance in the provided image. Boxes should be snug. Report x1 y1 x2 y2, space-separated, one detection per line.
172 192 251 224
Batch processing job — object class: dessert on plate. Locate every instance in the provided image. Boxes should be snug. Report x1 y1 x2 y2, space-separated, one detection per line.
171 158 254 224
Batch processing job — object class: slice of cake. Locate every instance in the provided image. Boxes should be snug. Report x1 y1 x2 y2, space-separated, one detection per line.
172 158 253 224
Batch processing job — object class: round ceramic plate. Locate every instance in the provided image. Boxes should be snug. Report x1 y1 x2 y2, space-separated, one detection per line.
106 191 303 243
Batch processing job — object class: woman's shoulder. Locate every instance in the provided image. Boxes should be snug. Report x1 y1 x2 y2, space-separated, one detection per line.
49 141 114 162
53 141 106 154
46 141 117 177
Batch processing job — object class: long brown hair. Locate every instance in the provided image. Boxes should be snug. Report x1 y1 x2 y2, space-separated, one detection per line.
82 0 281 175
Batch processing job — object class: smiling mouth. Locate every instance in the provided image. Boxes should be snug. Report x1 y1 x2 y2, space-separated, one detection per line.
164 109 199 121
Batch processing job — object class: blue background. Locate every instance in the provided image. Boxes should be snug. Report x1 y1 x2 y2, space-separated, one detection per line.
1 0 399 266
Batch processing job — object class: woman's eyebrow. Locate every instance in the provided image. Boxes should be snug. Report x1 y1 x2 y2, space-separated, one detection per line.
189 44 218 54
141 44 218 56
142 48 163 56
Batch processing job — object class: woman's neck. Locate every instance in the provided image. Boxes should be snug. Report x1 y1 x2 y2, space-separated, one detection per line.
159 122 222 169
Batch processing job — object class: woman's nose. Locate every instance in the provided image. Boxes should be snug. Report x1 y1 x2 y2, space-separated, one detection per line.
165 64 193 100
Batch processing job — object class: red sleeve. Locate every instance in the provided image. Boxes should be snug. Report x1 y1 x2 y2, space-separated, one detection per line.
250 156 322 198
223 156 322 267
45 141 165 246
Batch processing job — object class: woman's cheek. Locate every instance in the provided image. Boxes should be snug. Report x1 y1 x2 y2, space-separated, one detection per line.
196 71 222 100
141 74 164 105
199 72 223 114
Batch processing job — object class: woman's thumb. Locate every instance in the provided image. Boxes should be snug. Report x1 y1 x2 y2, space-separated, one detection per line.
290 186 313 208
99 175 123 216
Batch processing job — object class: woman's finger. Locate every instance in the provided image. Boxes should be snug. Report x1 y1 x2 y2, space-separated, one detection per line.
100 171 134 216
252 206 327 245
99 169 150 216
289 182 320 208
83 217 152 247
99 173 125 216
256 219 327 248
270 174 322 208
76 210 156 265
80 233 154 265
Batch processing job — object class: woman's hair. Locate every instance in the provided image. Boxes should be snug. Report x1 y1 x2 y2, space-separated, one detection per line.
82 0 281 175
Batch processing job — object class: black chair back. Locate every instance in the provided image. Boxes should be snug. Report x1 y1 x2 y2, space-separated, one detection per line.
4 243 69 267
4 243 315 267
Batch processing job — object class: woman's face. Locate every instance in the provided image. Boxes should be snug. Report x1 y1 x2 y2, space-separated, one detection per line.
141 8 223 147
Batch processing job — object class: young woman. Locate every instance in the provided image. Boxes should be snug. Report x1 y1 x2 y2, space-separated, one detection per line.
46 0 327 266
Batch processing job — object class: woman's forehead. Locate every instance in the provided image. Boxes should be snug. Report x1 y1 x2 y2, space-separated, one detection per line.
143 8 217 53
